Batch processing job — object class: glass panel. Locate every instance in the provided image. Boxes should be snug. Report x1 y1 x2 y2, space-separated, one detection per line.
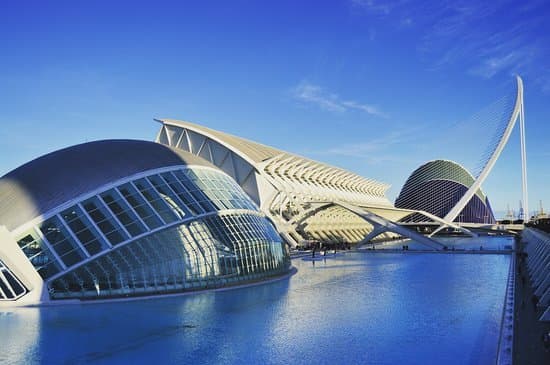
160 172 203 215
82 197 127 245
0 276 12 299
2 270 25 296
187 168 258 211
46 211 289 300
117 184 163 230
147 175 189 219
48 226 190 299
161 172 204 215
133 178 178 223
100 189 147 237
16 232 61 279
188 221 220 277
60 205 108 256
173 170 216 212
185 169 226 211
39 216 86 267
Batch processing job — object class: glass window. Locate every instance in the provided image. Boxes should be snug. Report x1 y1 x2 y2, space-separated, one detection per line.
39 216 87 267
17 231 62 279
188 221 218 277
117 184 163 230
173 170 216 212
60 205 108 256
81 197 128 245
100 189 147 237
133 178 178 223
147 175 189 219
196 168 258 211
44 211 289 300
160 172 204 215
187 169 227 211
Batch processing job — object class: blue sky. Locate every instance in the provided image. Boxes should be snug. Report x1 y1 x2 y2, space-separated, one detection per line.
1 0 549 218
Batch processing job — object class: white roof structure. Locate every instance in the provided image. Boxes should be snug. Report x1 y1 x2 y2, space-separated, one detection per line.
155 119 398 246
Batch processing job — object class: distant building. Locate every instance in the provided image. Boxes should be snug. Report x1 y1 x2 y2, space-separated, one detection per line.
395 160 496 224
0 140 289 306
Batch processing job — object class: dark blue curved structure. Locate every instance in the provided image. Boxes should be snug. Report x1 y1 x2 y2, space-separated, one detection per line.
395 160 496 224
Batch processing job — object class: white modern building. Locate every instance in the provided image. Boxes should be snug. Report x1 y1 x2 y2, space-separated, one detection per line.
0 140 289 306
155 119 420 246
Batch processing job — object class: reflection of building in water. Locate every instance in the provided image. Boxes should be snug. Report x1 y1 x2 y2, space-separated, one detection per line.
0 140 289 306
1 308 40 363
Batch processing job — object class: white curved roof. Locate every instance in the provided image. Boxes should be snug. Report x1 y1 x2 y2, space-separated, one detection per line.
157 119 390 200
159 119 281 164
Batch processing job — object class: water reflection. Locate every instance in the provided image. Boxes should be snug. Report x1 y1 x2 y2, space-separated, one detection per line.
0 308 40 365
0 251 509 365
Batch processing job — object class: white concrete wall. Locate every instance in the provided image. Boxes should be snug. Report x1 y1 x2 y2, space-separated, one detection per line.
0 226 46 306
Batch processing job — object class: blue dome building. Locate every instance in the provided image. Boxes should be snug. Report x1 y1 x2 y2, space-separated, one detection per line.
395 160 496 224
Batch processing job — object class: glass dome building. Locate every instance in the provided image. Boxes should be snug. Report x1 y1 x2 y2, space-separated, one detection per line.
395 160 496 224
0 140 289 306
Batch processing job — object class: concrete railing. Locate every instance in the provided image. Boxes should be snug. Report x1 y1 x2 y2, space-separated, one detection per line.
521 228 550 320
496 252 516 365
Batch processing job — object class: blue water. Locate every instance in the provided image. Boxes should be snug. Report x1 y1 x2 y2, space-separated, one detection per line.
375 235 514 251
0 252 510 365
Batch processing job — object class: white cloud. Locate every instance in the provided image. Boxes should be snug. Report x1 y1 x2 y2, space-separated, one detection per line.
292 82 345 112
292 81 388 118
351 0 395 15
469 52 523 79
309 128 425 165
351 0 550 92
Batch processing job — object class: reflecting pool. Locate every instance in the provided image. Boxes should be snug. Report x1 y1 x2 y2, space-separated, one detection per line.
374 235 514 251
0 252 510 365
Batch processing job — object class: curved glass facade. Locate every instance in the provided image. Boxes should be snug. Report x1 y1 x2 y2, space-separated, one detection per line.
397 180 496 224
395 160 496 224
14 166 290 301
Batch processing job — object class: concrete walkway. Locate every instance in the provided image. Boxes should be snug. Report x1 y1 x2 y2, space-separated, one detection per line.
514 242 550 365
